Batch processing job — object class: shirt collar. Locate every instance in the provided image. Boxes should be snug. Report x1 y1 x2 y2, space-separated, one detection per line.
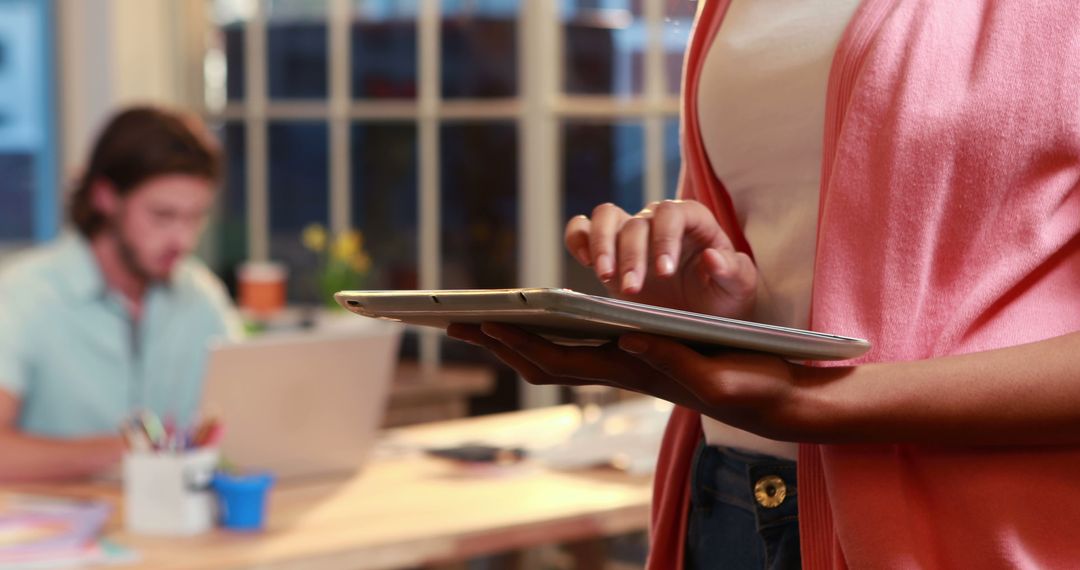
57 233 109 301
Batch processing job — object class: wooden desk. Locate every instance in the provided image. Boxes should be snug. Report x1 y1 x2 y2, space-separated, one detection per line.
9 406 653 570
385 362 496 427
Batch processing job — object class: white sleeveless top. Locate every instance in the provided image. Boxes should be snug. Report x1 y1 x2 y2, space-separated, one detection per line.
696 0 862 459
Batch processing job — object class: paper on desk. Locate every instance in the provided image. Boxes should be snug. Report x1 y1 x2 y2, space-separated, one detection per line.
0 540 137 570
530 398 673 476
0 495 137 569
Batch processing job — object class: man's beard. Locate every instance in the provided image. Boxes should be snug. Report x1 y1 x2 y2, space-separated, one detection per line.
108 219 158 283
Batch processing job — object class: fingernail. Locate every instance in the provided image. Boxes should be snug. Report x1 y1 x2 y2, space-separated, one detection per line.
657 254 675 276
620 336 648 354
621 270 640 293
596 254 614 280
576 248 592 267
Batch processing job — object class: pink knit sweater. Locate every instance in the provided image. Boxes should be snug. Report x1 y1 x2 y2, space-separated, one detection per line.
649 1 1080 568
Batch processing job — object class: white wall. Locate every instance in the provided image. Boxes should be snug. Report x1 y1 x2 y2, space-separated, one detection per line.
57 0 206 179
45 0 217 264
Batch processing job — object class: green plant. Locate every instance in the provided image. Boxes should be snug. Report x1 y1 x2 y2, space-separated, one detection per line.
301 224 372 308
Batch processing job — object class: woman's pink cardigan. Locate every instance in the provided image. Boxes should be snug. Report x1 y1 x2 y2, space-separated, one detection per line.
650 1 1080 568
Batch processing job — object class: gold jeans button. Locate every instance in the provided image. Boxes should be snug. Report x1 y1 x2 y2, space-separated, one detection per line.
754 475 787 509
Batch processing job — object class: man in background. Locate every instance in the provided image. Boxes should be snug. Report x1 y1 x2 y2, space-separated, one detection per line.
0 106 241 481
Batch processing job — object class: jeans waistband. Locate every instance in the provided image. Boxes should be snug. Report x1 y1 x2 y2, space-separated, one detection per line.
691 442 799 529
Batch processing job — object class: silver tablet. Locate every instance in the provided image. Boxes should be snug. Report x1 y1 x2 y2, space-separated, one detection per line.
335 288 870 361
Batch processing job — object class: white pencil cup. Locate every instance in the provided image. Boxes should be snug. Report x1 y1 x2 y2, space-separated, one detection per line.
123 447 220 536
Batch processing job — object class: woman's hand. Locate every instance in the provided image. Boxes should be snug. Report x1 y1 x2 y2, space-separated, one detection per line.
565 200 757 319
448 323 835 441
449 325 1080 446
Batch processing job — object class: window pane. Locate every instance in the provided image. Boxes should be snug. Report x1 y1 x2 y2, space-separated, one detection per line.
442 0 518 98
665 116 680 199
224 25 246 101
0 155 34 240
351 123 419 289
268 121 329 300
664 0 694 94
210 122 248 291
561 120 644 294
563 0 694 96
352 0 418 99
563 1 642 96
266 0 328 100
440 122 518 289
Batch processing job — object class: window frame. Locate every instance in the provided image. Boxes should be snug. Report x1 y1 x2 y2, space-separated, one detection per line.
207 0 686 408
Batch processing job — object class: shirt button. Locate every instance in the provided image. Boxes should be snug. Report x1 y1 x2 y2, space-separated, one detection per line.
754 475 787 509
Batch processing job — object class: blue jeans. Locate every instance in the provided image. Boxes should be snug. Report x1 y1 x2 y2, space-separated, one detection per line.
685 442 801 570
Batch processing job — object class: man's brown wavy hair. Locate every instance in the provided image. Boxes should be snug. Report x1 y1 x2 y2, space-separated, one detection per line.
69 106 222 237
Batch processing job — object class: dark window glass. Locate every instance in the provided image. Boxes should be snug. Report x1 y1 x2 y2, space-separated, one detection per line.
352 0 418 99
266 1 328 100
664 0 695 94
268 121 329 300
561 120 644 294
0 154 34 240
350 122 419 290
563 1 642 96
210 122 248 293
442 0 517 14
665 116 680 199
563 0 695 96
222 24 246 101
441 1 518 98
440 122 518 289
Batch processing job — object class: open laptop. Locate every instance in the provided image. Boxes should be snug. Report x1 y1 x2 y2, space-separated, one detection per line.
200 321 402 479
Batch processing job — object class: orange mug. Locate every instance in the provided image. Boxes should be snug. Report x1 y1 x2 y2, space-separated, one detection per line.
237 261 287 317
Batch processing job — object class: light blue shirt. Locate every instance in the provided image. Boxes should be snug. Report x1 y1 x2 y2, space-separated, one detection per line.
0 235 242 437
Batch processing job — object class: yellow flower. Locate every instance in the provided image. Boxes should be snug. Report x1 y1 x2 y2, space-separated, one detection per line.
350 251 372 274
301 224 327 252
332 230 363 261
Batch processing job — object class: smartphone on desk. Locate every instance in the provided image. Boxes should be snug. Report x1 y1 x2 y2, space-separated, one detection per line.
425 444 527 465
